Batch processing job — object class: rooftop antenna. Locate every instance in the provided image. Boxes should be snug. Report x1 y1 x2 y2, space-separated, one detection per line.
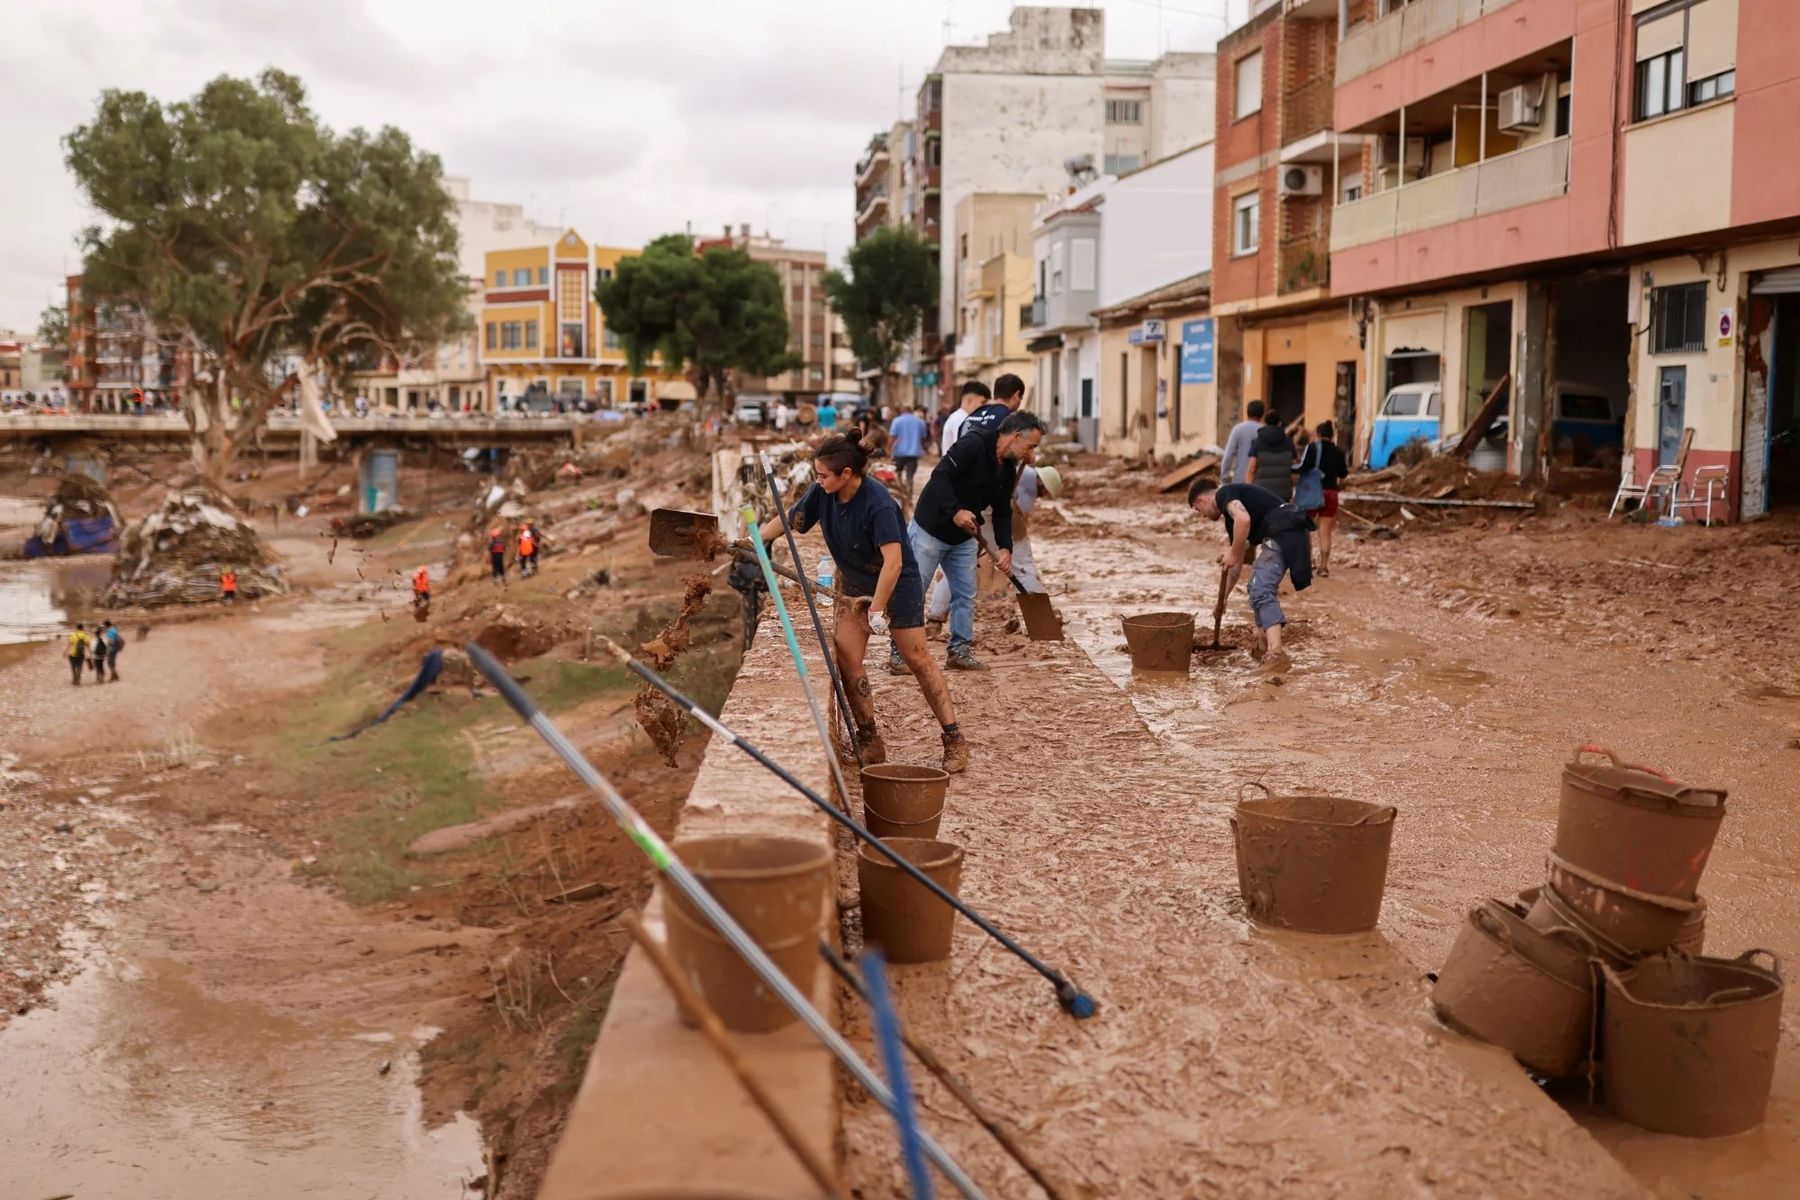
942 0 952 46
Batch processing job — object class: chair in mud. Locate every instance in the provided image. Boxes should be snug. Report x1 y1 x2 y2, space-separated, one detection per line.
1669 464 1731 526
1609 427 1692 519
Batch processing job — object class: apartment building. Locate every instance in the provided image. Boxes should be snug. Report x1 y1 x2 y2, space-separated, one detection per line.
854 122 911 244
1212 0 1365 446
900 7 1216 409
479 230 685 410
951 193 1039 390
696 225 859 402
1024 183 1106 436
1328 0 1798 518
63 275 191 412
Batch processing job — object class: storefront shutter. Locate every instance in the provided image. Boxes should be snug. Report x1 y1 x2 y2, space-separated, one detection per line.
1685 0 1739 82
1751 267 1800 296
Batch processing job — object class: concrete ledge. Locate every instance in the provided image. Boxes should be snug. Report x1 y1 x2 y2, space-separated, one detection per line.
537 622 839 1200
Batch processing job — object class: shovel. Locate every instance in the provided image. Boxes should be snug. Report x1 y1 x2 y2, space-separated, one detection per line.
977 542 1063 642
649 508 805 586
1204 567 1229 650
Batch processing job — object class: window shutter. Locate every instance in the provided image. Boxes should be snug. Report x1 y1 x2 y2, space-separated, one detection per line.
1635 12 1682 61
1685 0 1738 81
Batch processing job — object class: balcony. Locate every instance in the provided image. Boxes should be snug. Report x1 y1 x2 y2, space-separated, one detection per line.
1330 134 1569 251
855 139 890 186
1023 299 1044 329
1281 75 1334 150
1338 0 1524 85
855 185 890 229
1278 233 1329 294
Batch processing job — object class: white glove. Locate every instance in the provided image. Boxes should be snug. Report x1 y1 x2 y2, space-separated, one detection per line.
866 609 890 637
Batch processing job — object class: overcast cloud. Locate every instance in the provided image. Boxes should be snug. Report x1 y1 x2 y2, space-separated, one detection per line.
0 0 1248 331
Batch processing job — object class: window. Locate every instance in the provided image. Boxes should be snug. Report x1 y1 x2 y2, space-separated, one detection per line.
1103 153 1142 175
493 270 504 287
959 232 969 261
596 267 613 282
1071 238 1097 291
1232 192 1260 256
1104 98 1143 124
1050 242 1065 294
1234 49 1263 119
1341 172 1363 203
1382 391 1420 416
485 322 497 351
512 268 530 287
501 322 522 350
525 320 538 350
1689 69 1734 105
1636 49 1684 120
537 267 549 285
603 328 622 350
1652 282 1707 354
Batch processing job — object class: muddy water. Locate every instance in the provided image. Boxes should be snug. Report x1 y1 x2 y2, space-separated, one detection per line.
0 931 481 1199
0 555 113 644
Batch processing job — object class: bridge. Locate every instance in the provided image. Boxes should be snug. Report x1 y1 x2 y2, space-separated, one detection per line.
0 412 591 452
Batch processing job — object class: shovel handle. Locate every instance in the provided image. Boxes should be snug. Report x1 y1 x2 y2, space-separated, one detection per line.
728 545 807 587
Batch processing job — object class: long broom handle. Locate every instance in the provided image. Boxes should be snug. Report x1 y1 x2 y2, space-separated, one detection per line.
465 642 987 1200
598 634 1098 1020
863 950 933 1200
759 452 864 766
742 503 854 807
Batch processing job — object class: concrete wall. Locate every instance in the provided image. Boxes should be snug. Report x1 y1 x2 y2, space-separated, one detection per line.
1731 0 1800 227
1097 324 1163 455
1241 308 1364 436
1150 55 1220 160
1622 101 1737 246
1157 301 1224 458
1098 144 1216 309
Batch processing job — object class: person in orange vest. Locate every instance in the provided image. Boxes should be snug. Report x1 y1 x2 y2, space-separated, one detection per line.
221 569 238 604
411 565 431 606
516 522 537 577
487 526 507 585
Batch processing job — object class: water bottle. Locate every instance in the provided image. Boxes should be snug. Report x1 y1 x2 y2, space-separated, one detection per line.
816 555 835 603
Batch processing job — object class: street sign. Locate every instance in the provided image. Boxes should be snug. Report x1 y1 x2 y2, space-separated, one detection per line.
1180 319 1215 385
1717 307 1734 347
1128 318 1166 345
915 370 939 387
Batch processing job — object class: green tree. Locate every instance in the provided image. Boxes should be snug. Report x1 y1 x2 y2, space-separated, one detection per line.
63 69 466 486
824 225 938 409
595 234 797 405
37 305 68 352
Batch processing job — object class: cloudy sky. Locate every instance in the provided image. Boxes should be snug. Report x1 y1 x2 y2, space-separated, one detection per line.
0 0 1250 332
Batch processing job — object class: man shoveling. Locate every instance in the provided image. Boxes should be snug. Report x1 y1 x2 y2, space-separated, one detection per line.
1187 477 1312 673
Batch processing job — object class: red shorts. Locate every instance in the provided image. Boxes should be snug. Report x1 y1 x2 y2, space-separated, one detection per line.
1309 489 1339 518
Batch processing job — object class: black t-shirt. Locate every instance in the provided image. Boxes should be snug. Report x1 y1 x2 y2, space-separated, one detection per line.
1215 482 1287 545
787 476 918 594
962 402 1013 435
1315 441 1349 489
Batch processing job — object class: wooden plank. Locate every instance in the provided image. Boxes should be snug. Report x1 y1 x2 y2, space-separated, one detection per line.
1338 491 1537 510
1451 372 1512 460
1156 453 1220 493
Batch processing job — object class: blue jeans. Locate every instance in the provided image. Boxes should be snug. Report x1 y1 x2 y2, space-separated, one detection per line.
908 522 978 649
1248 539 1287 629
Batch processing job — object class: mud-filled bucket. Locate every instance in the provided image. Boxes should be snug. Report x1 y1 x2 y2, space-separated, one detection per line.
1545 852 1699 957
1231 782 1396 934
665 835 833 1033
1121 611 1195 672
1556 745 1726 900
1601 949 1785 1137
1433 899 1599 1079
857 837 963 964
859 764 950 841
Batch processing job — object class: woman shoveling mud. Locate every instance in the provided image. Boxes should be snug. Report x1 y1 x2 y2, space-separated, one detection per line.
755 435 971 773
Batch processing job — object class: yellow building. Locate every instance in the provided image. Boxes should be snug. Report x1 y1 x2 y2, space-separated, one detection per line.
955 251 1034 390
480 229 688 410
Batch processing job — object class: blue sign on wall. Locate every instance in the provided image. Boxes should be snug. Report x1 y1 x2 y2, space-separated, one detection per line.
1180 319 1215 385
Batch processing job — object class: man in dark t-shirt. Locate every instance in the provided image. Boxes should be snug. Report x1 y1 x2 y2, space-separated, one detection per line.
1188 478 1312 671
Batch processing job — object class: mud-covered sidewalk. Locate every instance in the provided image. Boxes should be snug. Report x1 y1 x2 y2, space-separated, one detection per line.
841 469 1798 1199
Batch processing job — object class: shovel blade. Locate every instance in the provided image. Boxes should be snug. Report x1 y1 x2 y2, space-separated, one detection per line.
1016 590 1063 641
649 508 723 560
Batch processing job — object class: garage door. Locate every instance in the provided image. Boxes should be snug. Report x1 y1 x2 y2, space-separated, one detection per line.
1751 267 1800 296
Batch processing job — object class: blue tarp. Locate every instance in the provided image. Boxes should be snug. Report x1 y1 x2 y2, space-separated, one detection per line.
328 649 444 742
24 515 115 558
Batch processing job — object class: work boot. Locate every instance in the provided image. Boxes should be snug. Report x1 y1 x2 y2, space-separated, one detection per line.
857 724 887 765
887 644 913 676
941 729 971 774
945 643 985 671
1258 649 1293 676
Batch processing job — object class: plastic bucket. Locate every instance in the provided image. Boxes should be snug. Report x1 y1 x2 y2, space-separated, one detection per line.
1556 744 1726 900
1121 611 1194 672
1231 783 1396 934
1545 852 1698 957
665 835 833 1033
860 764 949 841
1433 899 1599 1079
1601 949 1784 1137
857 837 963 964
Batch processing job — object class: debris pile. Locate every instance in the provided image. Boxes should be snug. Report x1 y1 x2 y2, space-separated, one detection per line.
103 489 288 607
1432 745 1779 1136
1347 455 1539 505
633 576 713 766
25 473 121 557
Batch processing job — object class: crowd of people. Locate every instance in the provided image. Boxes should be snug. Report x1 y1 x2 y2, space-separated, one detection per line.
63 621 123 685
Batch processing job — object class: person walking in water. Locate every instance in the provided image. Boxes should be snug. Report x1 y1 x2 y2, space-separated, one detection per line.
755 434 971 773
1188 477 1313 673
66 623 89 686
1245 407 1297 502
487 526 507 585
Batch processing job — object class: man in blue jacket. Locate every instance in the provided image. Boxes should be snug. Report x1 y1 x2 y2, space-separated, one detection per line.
903 410 1046 671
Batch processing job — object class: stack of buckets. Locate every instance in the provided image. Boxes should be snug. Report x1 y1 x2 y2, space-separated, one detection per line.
1432 745 1785 1137
660 763 962 1035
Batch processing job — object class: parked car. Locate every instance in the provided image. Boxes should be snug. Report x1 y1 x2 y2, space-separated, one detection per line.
1368 382 1444 469
1371 380 1625 470
733 394 773 426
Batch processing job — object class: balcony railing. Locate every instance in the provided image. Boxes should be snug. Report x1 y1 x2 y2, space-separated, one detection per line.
1330 135 1570 252
1281 75 1334 148
1337 0 1523 85
1278 233 1329 294
1023 299 1044 329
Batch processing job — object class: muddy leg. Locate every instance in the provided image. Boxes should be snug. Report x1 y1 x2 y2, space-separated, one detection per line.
894 627 957 727
1317 515 1334 573
832 611 878 729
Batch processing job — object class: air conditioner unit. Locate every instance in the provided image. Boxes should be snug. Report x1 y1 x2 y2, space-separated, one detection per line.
1375 134 1426 179
1279 165 1324 197
1497 82 1545 132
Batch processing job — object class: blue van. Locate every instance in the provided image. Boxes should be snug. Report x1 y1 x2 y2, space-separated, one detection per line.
1368 382 1443 468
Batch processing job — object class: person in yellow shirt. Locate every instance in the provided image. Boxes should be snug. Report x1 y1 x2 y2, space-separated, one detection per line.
66 624 89 686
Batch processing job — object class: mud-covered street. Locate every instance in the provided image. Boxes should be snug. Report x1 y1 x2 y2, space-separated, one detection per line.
838 463 1800 1199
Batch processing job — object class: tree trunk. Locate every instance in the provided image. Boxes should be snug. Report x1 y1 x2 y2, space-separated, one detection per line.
198 373 232 492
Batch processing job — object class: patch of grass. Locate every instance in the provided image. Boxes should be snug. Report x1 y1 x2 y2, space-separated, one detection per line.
511 655 630 713
554 982 617 1094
